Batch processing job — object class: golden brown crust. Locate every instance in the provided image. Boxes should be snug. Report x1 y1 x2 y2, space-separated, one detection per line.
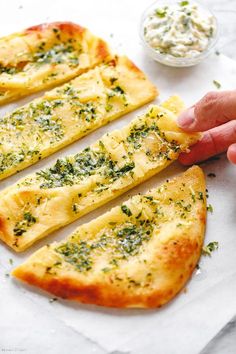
0 216 8 243
96 39 111 61
13 238 199 308
13 166 206 308
25 22 85 36
12 270 177 308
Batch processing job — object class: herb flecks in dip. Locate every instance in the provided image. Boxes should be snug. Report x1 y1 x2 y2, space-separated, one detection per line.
143 1 216 58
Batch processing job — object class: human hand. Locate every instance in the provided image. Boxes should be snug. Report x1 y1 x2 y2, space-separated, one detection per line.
177 90 236 165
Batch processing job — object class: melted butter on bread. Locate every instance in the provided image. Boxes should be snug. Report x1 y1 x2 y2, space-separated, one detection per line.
0 96 200 252
0 56 157 180
0 22 111 104
12 166 206 308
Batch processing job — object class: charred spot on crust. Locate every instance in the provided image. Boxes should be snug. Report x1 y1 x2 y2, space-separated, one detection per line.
25 23 46 32
55 22 85 36
108 57 118 67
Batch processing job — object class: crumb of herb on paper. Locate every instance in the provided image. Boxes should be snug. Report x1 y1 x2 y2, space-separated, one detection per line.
49 298 58 303
207 204 213 213
9 258 13 265
215 50 220 56
213 80 221 89
202 241 219 256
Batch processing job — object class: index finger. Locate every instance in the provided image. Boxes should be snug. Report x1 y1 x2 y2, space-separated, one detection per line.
177 90 236 132
178 120 236 165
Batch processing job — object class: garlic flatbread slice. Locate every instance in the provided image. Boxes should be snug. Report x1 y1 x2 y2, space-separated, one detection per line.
0 22 111 104
13 166 206 308
0 56 157 180
0 96 200 252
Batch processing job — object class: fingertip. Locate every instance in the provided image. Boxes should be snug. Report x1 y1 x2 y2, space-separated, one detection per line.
227 143 236 164
177 107 195 131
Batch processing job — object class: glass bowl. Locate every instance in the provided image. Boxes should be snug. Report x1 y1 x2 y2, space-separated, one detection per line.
140 0 219 67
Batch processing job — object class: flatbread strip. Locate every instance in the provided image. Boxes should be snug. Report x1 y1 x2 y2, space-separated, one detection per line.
0 56 157 180
0 96 200 252
0 22 111 104
12 166 206 308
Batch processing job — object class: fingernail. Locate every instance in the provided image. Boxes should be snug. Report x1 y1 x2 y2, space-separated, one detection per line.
227 143 236 164
177 107 195 128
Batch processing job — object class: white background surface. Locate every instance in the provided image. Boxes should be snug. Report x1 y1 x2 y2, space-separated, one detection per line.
0 1 236 354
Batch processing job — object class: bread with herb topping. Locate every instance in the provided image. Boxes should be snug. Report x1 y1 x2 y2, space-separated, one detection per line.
0 96 200 252
12 166 206 308
0 55 157 180
0 22 112 104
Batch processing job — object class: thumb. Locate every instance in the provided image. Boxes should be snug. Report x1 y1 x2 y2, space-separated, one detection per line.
177 90 236 132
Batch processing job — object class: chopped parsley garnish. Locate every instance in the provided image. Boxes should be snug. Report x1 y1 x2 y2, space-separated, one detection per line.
32 100 64 140
121 205 132 217
55 222 153 273
180 1 189 6
36 149 106 188
13 226 26 237
23 212 37 224
110 77 118 85
34 43 79 66
198 192 204 201
0 65 19 75
75 102 97 122
112 86 125 95
155 8 167 17
213 80 221 89
207 204 213 213
202 241 219 256
105 103 113 112
56 241 93 272
13 212 37 236
35 143 135 189
126 121 180 159
102 267 111 273
0 98 67 175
